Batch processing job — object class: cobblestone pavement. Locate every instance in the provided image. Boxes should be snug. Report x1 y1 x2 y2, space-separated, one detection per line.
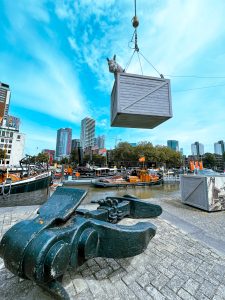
147 187 225 255
1 204 225 300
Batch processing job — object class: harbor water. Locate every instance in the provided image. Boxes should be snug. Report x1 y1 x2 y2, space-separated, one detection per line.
63 182 180 204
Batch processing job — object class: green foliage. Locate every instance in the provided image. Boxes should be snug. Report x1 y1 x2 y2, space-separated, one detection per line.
36 152 49 163
60 157 69 164
111 141 182 168
203 153 216 168
70 149 79 164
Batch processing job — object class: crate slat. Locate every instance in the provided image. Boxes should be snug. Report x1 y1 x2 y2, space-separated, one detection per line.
111 73 172 129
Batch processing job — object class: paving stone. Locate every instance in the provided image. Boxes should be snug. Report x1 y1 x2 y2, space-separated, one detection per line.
146 284 166 300
1 205 225 300
182 278 199 296
160 286 182 300
166 275 187 293
178 288 196 300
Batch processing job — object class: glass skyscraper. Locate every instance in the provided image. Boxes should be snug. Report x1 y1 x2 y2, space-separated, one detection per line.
167 140 179 151
191 141 204 157
214 140 225 155
56 128 72 160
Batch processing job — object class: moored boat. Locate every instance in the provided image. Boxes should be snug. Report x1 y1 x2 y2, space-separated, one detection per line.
92 171 163 188
0 160 53 207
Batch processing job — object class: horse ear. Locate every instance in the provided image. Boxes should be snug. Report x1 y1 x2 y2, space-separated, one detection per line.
107 57 109 61
113 54 116 60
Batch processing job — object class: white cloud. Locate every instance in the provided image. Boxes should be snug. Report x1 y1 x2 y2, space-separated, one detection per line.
2 1 88 123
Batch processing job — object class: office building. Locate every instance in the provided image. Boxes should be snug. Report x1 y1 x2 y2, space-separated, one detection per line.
0 81 25 166
55 128 72 160
214 140 225 155
0 82 11 126
191 141 204 157
80 117 95 150
167 140 179 151
71 139 80 150
0 129 25 166
95 135 105 149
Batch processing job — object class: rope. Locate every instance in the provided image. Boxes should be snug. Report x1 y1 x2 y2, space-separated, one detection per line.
139 51 163 78
125 49 136 71
137 52 143 75
165 74 225 79
125 0 164 78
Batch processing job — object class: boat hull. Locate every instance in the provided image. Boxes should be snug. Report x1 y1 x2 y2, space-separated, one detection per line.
0 174 52 207
92 179 162 188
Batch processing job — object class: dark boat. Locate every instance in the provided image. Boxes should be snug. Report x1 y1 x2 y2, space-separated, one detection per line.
0 157 52 207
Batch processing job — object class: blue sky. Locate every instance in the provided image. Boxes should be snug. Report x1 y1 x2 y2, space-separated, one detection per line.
1 0 225 156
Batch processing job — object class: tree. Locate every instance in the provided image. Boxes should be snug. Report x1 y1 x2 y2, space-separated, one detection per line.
203 153 216 169
36 152 49 163
70 149 79 165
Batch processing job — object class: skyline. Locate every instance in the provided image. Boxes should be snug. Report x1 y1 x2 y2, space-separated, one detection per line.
1 0 225 155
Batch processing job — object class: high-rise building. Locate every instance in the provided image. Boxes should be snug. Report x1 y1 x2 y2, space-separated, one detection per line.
0 81 25 166
191 141 204 157
167 140 179 151
0 129 25 166
71 139 80 150
95 135 105 149
55 128 72 160
0 82 11 126
214 140 225 155
80 117 95 150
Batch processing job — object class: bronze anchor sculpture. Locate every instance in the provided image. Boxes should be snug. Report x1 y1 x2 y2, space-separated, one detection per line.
0 187 162 299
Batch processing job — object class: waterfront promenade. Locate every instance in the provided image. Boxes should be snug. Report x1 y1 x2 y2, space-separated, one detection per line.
1 194 225 299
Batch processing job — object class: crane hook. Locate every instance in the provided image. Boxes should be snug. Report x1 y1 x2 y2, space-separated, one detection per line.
132 16 139 28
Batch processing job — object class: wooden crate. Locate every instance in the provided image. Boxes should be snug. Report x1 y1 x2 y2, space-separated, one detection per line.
111 73 172 129
181 175 225 211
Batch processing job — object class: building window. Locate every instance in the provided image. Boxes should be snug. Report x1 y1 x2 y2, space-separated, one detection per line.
9 140 12 143
8 150 11 154
6 132 9 137
1 139 3 143
8 145 11 148
17 135 21 140
2 131 5 136
10 132 13 137
0 144 3 148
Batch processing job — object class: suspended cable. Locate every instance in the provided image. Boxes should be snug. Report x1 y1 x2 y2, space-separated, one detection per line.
165 74 225 79
139 51 163 78
174 82 225 93
137 52 143 75
125 49 136 71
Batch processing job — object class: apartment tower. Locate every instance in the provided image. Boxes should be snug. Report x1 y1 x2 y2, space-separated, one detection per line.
0 82 11 125
80 117 95 150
